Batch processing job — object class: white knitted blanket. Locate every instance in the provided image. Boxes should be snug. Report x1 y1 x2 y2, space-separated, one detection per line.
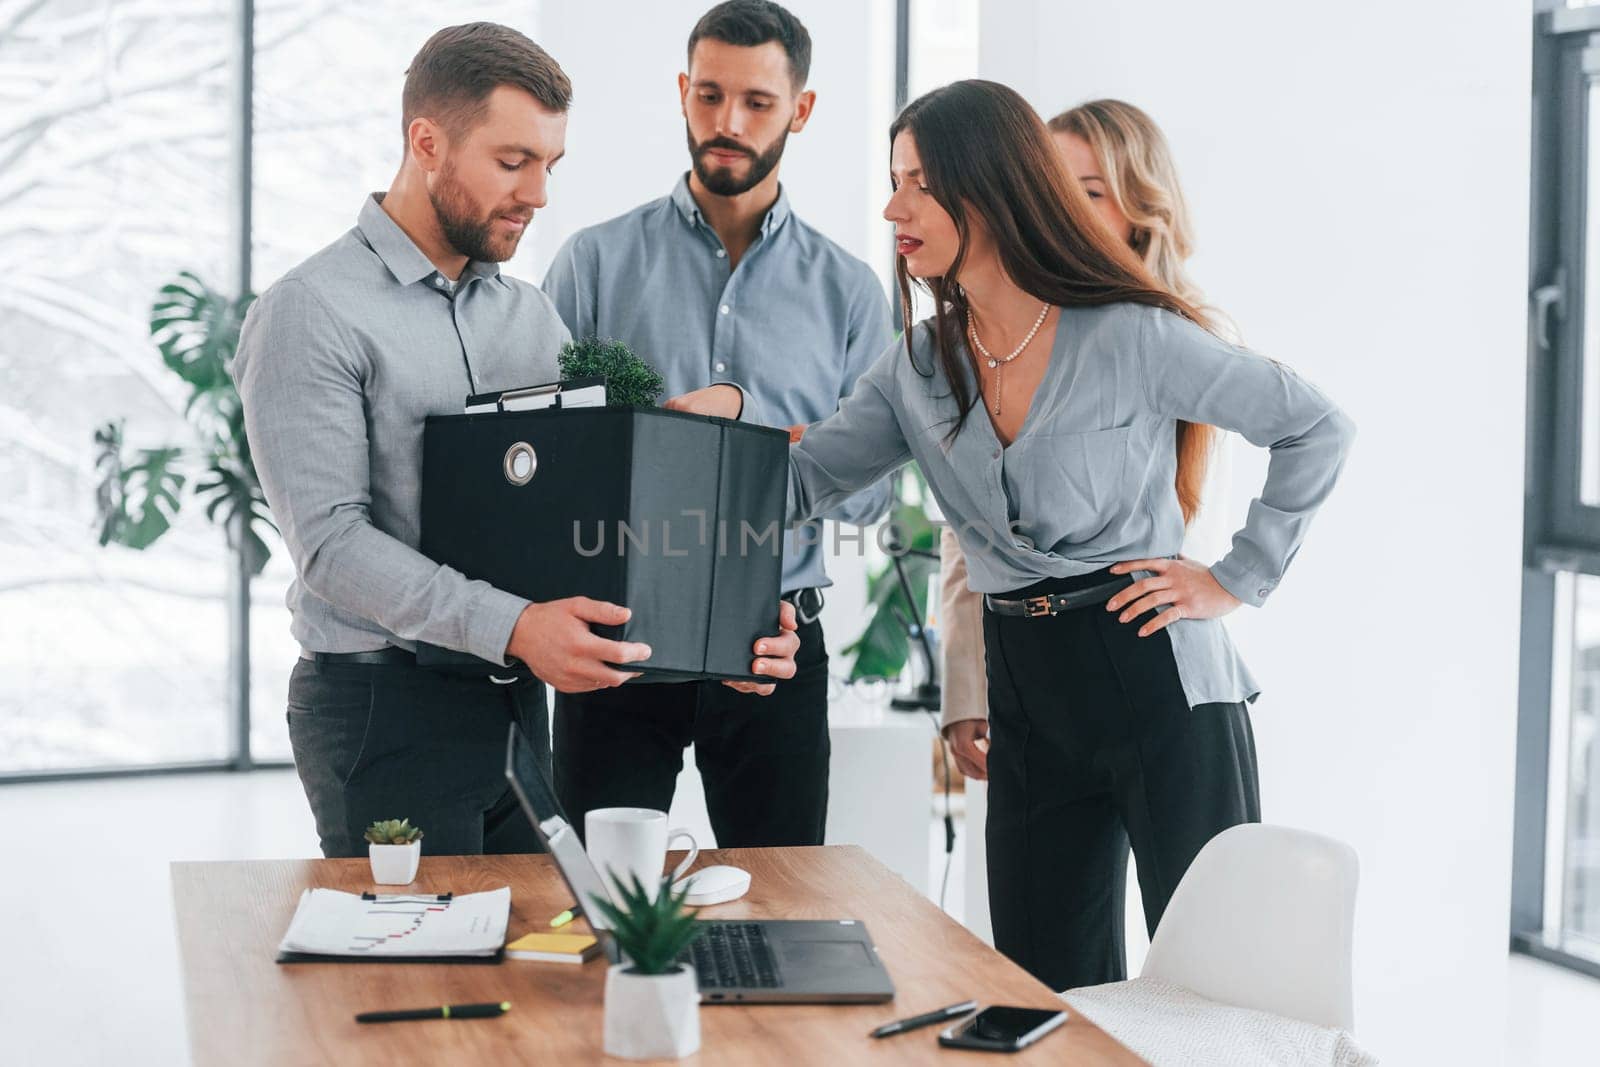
1063 977 1379 1067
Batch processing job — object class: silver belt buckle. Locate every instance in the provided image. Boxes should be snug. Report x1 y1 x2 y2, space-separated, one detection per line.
790 587 824 625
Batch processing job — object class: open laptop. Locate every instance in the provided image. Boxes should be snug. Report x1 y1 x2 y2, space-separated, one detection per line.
504 723 895 1003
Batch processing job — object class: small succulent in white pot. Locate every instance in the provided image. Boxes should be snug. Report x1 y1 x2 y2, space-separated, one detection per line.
591 871 704 1060
364 818 423 885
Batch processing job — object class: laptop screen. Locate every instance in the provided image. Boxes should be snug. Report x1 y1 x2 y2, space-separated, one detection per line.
504 721 568 827
503 723 617 935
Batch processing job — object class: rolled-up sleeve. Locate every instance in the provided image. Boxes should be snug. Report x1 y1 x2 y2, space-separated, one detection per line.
788 337 913 523
235 280 529 664
1137 308 1356 607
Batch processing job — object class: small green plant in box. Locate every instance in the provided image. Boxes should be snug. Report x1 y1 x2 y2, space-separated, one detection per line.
558 337 665 408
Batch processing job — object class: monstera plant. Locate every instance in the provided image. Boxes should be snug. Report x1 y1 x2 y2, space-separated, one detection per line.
93 271 272 570
92 272 273 754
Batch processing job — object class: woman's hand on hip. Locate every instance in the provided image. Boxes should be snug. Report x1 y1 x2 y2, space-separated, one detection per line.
943 718 990 780
1105 556 1242 638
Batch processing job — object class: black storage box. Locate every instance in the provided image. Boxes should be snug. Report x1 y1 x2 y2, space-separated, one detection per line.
419 406 788 682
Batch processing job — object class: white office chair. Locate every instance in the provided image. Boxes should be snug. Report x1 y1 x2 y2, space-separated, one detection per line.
1139 822 1360 1032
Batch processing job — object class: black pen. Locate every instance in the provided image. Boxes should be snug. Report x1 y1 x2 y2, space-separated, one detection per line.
356 1001 510 1023
870 999 978 1038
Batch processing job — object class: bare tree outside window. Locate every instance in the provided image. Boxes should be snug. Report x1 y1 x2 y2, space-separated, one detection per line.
0 0 539 773
0 0 237 771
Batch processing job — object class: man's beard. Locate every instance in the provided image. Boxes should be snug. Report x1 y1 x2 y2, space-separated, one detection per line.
687 124 789 196
430 160 527 263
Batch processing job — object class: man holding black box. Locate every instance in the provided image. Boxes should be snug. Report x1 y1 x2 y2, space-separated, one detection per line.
234 23 799 859
543 1 894 849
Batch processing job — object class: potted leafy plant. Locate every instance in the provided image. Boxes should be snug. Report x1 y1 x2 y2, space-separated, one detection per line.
590 872 704 1060
364 818 423 885
558 337 665 408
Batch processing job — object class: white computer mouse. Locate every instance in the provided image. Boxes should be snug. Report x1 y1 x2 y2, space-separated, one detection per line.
673 864 752 906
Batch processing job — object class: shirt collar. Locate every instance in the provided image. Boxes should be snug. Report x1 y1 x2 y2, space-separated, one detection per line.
357 193 506 288
669 173 792 238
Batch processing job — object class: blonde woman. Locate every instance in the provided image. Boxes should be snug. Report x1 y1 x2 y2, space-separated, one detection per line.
938 97 1238 955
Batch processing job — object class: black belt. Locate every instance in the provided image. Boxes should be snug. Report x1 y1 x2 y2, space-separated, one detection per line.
783 587 825 625
307 646 532 685
308 648 415 666
984 577 1132 618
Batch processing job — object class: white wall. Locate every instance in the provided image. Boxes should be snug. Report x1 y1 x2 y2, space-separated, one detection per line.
530 0 900 644
977 2 1530 1063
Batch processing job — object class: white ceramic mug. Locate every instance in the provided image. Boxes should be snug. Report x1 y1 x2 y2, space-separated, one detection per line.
586 807 700 901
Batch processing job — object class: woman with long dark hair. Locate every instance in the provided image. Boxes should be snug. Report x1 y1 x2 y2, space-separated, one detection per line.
787 81 1355 991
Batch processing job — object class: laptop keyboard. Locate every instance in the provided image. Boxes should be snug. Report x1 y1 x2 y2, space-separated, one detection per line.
683 922 784 989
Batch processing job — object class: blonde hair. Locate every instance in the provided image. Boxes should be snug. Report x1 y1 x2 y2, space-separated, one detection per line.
1047 100 1198 295
1049 98 1224 523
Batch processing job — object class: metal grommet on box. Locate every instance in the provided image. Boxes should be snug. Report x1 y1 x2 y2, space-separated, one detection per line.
503 441 537 486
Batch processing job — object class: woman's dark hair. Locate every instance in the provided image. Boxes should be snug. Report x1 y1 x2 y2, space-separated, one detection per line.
891 80 1215 523
688 0 811 88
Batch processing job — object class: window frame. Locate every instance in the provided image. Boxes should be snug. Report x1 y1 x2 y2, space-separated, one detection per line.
1512 2 1600 980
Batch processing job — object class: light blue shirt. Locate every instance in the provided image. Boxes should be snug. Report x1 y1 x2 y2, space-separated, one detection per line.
787 302 1358 708
543 176 895 594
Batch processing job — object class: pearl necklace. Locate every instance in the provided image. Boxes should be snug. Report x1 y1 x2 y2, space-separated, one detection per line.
967 302 1051 416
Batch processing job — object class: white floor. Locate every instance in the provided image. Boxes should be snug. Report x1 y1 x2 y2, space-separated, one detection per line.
0 769 1593 1066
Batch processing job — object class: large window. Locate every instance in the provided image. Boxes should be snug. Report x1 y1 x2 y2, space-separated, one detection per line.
1514 2 1600 977
1553 574 1600 951
0 1 538 778
0 0 238 774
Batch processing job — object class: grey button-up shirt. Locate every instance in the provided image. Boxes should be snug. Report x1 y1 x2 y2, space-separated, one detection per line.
788 302 1357 708
543 176 895 594
234 194 571 664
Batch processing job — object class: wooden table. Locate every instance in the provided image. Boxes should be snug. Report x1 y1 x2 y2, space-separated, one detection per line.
172 845 1141 1065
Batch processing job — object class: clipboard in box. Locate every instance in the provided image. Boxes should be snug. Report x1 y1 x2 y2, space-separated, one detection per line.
463 376 607 415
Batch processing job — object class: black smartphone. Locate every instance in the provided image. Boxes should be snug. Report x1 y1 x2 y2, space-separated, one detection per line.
937 1005 1069 1052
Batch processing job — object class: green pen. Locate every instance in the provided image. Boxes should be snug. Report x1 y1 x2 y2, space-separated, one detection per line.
356 1001 511 1023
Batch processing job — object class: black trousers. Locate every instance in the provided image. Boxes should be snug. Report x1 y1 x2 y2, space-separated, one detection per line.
983 569 1261 992
553 616 830 848
286 657 550 858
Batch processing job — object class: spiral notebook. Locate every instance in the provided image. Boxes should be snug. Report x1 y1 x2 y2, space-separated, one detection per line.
275 887 510 964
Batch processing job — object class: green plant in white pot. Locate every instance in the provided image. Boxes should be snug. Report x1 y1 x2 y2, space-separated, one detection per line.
364 819 423 885
590 872 704 1060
